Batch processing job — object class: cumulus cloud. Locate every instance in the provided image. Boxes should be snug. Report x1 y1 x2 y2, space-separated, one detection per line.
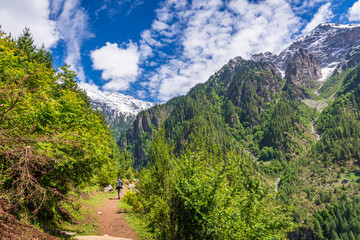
348 0 360 21
139 0 301 101
0 0 60 47
302 2 333 35
54 0 92 82
91 42 140 91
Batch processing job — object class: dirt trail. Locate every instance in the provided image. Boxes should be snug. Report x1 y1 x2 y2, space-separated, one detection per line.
76 188 138 240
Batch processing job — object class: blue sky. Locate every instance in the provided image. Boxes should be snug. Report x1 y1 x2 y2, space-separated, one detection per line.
1 0 360 102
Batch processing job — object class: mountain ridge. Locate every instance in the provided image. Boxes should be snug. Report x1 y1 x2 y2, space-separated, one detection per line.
252 23 360 83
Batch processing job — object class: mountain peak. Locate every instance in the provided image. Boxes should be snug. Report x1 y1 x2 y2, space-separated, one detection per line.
81 84 154 117
85 89 153 115
317 22 360 29
252 22 360 82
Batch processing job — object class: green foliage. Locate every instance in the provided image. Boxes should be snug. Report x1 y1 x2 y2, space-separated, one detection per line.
318 67 353 99
313 197 360 239
262 99 297 149
15 28 53 68
123 60 283 168
119 30 360 239
314 80 360 164
125 130 297 239
0 30 119 224
116 148 133 177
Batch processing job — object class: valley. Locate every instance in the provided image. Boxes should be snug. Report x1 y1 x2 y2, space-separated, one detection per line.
1 21 360 240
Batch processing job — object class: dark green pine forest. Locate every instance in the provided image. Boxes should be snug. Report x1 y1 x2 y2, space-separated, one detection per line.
1 27 360 240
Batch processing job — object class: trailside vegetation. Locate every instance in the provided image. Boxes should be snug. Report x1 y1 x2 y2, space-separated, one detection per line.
124 129 297 239
0 29 120 226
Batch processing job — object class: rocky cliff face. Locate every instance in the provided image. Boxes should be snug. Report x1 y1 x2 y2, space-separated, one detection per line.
284 23 360 69
119 100 177 167
284 48 322 88
252 23 360 81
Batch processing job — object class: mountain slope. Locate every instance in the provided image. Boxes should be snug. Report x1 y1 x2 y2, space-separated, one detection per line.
277 63 360 239
120 23 360 239
120 57 317 168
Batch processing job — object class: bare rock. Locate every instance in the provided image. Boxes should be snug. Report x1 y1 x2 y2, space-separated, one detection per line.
104 185 114 193
285 48 322 88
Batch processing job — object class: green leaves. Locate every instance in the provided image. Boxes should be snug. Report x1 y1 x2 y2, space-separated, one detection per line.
15 27 53 68
0 31 118 222
127 130 297 239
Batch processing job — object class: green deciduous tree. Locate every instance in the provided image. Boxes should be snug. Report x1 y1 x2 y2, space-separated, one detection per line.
0 30 118 224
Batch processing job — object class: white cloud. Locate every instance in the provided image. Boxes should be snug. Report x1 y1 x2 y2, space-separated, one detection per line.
348 0 360 21
91 42 140 91
289 0 327 14
0 0 60 47
302 2 333 34
136 90 147 99
140 0 301 101
78 81 100 93
54 0 92 82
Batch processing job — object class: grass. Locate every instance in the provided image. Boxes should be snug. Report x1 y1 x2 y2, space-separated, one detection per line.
60 187 114 237
318 67 354 99
344 171 360 183
118 193 154 240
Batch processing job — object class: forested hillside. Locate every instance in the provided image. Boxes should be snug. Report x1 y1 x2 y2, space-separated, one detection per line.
0 29 122 231
120 57 318 169
120 31 360 239
123 129 297 239
277 63 360 239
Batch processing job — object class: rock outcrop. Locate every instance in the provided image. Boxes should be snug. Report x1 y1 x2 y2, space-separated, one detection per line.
284 48 322 88
252 23 360 82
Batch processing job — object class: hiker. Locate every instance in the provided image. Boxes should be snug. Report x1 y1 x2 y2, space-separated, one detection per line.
116 177 123 199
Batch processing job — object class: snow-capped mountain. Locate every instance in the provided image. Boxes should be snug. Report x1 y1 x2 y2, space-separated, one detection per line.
81 84 154 138
252 23 360 82
85 87 153 120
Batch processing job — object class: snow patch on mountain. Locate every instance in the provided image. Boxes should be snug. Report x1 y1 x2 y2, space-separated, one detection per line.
80 83 154 121
319 63 338 82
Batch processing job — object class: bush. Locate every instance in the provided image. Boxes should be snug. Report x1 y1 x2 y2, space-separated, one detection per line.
123 191 142 212
127 130 297 239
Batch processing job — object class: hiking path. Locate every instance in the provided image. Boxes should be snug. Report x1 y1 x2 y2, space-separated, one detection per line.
75 188 138 240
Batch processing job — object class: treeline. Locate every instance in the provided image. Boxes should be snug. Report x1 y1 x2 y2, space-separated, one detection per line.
0 29 122 225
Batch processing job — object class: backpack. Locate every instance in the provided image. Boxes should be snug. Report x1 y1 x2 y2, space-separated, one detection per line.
116 179 123 189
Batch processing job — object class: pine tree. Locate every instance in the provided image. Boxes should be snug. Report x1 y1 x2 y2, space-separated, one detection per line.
16 27 53 68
